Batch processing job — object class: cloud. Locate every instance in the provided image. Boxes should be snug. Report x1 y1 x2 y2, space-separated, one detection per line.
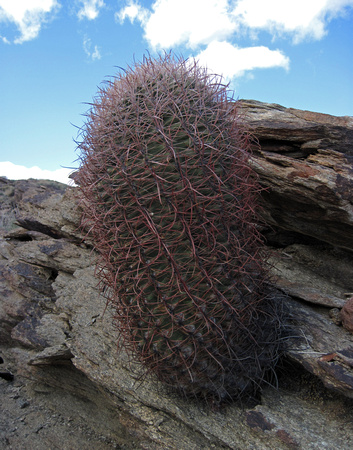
132 0 353 47
115 0 149 25
116 0 353 81
0 0 59 43
83 35 101 60
77 0 104 21
195 40 290 79
0 34 10 43
231 0 353 43
116 0 293 77
143 0 234 49
0 161 74 185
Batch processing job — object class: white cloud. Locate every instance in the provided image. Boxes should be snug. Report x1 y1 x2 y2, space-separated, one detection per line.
195 40 290 79
0 0 59 43
91 45 101 60
115 0 149 25
0 161 74 184
143 0 235 49
0 34 10 43
117 0 353 47
232 0 353 43
116 0 353 80
77 0 104 21
83 35 101 60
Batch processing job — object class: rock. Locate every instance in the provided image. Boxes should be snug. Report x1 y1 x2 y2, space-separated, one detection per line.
329 307 342 325
286 299 353 398
28 344 73 366
239 100 353 251
268 244 352 308
239 100 353 155
13 178 84 242
238 100 353 402
341 297 353 333
1 100 353 448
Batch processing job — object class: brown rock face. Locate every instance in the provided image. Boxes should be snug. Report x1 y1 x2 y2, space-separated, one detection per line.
239 100 353 250
1 100 353 449
341 297 353 333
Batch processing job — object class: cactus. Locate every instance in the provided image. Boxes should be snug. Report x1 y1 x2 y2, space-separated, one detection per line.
77 54 286 406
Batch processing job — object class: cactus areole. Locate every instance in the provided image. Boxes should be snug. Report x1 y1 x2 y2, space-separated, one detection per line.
77 54 285 406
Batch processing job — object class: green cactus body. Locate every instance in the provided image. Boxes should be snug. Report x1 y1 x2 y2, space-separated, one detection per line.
77 54 285 405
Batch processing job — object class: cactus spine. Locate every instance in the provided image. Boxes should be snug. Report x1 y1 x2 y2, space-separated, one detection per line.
77 54 285 405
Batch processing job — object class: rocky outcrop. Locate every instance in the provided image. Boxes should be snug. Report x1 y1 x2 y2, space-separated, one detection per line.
1 100 353 449
240 100 353 251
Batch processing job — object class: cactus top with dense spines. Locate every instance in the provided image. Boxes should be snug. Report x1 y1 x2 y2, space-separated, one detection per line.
77 54 285 406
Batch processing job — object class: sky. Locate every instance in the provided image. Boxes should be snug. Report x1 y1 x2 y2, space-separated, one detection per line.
0 0 352 184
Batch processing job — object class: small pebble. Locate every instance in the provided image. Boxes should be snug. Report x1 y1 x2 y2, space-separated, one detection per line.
329 308 341 325
19 400 30 409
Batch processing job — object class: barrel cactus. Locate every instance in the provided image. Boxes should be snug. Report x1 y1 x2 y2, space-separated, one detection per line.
77 53 286 406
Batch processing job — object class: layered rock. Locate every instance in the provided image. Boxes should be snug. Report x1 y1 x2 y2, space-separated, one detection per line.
240 100 353 250
1 100 353 449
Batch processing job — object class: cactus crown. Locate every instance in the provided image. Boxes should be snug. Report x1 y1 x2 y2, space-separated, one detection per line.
77 53 285 406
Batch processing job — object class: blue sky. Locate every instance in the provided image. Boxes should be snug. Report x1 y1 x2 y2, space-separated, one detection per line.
0 0 352 184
